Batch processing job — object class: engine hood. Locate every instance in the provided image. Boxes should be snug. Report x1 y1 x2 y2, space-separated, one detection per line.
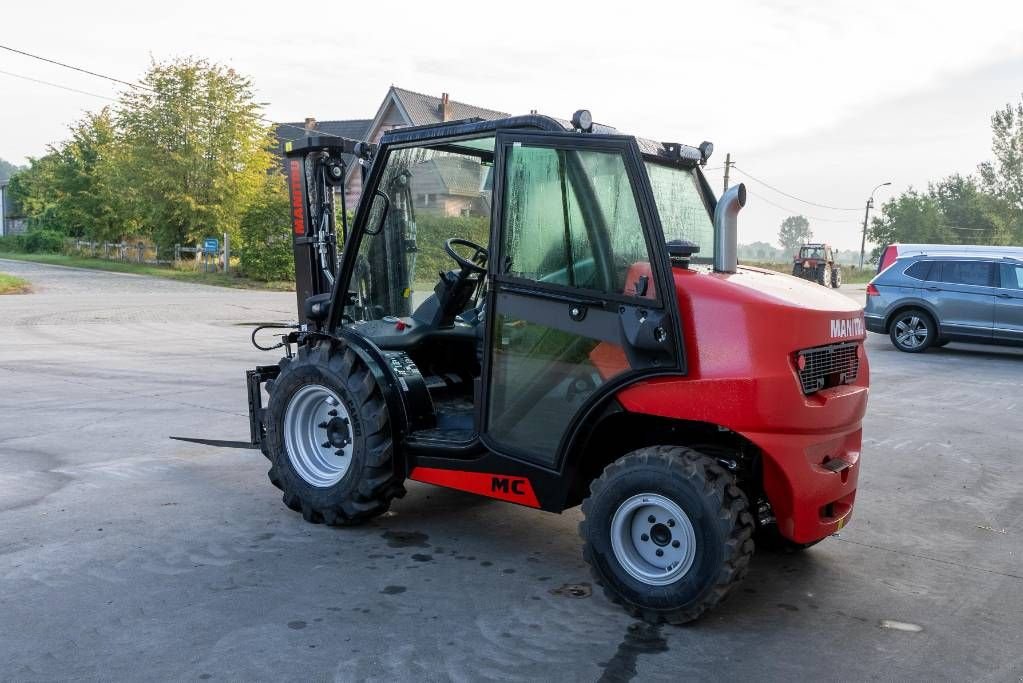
710 265 861 313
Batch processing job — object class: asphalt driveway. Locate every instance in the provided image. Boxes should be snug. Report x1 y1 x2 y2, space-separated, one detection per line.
1 259 1020 681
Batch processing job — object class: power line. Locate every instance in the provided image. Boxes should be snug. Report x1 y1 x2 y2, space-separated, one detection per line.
0 42 343 142
744 187 858 224
0 67 118 101
732 165 862 212
0 43 154 92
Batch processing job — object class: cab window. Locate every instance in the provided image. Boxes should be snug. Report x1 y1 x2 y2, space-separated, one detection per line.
501 145 655 299
644 163 714 264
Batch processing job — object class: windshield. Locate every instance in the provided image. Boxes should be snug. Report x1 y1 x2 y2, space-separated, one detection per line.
801 246 825 259
351 138 495 320
644 162 714 263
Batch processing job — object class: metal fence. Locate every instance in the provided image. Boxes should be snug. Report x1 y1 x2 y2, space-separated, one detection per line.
67 237 231 273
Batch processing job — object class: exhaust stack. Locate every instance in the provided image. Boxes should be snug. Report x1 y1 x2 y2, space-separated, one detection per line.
713 183 746 273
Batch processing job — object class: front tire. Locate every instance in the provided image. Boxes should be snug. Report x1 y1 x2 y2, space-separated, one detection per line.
889 308 935 353
264 339 404 525
580 446 754 625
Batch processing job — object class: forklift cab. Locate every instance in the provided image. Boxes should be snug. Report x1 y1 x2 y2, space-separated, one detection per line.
323 119 713 468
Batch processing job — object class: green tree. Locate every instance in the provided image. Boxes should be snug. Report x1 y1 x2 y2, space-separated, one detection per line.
778 215 812 252
50 109 124 241
867 189 949 262
978 92 1023 242
5 154 62 230
931 174 1012 245
239 172 294 282
117 57 275 250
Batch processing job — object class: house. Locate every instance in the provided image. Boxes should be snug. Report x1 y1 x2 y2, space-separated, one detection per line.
275 86 508 209
0 181 27 237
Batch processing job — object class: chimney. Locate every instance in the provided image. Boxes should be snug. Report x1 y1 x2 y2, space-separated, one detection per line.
304 117 317 132
440 93 450 122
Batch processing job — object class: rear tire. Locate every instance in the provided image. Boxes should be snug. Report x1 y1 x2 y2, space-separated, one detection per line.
888 308 935 353
264 339 404 525
817 265 830 286
580 446 754 625
831 266 842 288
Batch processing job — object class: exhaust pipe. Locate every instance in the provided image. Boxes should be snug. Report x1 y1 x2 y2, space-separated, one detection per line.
713 183 746 273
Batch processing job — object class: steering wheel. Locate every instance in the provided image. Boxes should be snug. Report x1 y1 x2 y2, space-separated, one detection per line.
444 238 488 275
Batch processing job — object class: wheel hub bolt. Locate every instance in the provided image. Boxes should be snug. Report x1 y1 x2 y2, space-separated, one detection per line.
667 519 675 527
328 409 338 417
647 515 656 523
671 540 680 549
640 533 649 542
655 549 664 557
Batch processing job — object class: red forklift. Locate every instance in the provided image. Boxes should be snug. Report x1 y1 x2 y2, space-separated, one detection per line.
246 111 869 624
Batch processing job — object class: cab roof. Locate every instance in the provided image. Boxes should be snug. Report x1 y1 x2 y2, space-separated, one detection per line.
378 114 707 166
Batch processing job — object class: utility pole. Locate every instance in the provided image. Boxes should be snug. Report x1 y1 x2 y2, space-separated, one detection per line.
858 199 873 270
859 181 892 269
723 153 732 193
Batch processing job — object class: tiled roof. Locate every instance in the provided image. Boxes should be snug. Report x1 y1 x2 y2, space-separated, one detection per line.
275 119 373 145
429 156 486 196
391 87 507 126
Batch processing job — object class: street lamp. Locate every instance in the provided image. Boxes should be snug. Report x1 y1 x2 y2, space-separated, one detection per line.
859 182 892 269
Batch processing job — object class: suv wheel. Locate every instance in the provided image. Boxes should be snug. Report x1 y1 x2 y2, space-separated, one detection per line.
889 309 935 352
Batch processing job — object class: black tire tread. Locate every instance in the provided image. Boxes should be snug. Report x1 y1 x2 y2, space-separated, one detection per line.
579 445 754 625
265 340 403 526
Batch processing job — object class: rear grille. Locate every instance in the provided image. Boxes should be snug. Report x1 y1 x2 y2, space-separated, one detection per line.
797 342 859 394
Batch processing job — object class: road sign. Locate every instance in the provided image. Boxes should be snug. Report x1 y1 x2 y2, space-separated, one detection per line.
203 238 219 254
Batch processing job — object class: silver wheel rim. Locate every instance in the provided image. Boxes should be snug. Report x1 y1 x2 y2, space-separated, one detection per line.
894 316 928 349
284 384 354 487
610 493 697 586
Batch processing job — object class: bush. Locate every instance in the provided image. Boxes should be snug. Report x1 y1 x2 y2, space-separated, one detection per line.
22 229 65 253
0 234 26 252
239 174 294 282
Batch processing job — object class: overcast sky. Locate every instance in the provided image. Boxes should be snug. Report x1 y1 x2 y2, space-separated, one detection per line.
2 0 1022 250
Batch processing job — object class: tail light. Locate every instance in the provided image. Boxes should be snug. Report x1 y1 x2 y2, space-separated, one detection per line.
866 283 880 296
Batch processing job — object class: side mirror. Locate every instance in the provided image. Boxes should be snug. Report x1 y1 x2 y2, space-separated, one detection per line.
364 190 390 236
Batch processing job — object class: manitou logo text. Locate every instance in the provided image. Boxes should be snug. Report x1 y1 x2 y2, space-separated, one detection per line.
830 318 864 339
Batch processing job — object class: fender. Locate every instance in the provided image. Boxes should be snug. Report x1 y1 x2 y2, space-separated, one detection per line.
883 298 942 333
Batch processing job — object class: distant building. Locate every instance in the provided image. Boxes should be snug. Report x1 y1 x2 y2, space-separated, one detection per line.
0 181 27 237
275 86 507 210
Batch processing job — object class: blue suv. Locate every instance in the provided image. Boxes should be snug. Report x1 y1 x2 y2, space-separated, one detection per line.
865 254 1023 352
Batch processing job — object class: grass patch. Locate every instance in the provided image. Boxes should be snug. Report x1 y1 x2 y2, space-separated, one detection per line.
0 252 294 291
0 272 31 294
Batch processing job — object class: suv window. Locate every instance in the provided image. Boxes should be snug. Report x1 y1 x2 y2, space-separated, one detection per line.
502 144 654 299
1000 263 1023 290
904 260 934 281
938 261 994 287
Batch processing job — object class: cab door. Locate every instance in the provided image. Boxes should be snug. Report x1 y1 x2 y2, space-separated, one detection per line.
480 132 681 467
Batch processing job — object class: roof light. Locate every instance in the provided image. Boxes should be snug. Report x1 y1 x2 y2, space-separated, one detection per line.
698 141 714 165
571 109 593 133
